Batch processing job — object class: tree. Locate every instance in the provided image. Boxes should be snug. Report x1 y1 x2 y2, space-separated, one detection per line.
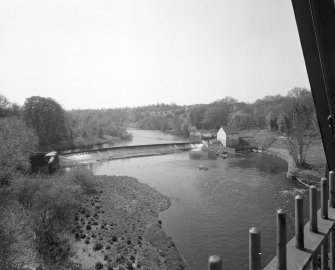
23 96 68 146
189 105 207 129
286 114 313 168
265 111 278 131
0 95 10 118
0 94 20 118
0 117 38 183
228 111 253 130
287 87 310 99
284 99 316 168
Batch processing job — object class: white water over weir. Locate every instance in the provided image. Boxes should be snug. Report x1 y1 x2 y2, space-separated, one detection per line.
60 142 197 164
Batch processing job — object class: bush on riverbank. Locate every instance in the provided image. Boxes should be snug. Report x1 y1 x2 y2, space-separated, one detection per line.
0 117 38 184
12 168 96 268
67 168 97 195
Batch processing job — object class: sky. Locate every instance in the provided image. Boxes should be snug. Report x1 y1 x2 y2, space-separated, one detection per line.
0 0 310 109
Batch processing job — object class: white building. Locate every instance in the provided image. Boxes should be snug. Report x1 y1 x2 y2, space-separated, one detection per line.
217 126 239 147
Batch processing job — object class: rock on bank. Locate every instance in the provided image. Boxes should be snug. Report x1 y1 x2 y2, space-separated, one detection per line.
69 175 186 270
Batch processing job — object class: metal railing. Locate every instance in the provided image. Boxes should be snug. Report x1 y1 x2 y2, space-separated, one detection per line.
208 171 335 270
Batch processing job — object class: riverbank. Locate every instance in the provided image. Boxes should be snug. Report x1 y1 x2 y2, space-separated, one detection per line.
69 175 186 270
238 129 326 183
264 145 325 184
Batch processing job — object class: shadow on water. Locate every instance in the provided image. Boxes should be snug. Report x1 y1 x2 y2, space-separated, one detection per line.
228 152 288 174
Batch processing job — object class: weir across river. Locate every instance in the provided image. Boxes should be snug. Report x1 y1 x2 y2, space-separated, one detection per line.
60 142 195 165
60 142 192 156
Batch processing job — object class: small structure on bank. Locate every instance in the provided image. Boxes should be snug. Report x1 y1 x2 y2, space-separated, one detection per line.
216 126 239 147
30 151 60 174
201 133 216 148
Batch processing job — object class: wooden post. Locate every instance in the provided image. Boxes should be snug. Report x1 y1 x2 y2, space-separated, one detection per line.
249 227 261 270
295 195 304 249
310 185 318 232
277 209 287 270
330 171 335 208
208 255 222 270
321 178 328 219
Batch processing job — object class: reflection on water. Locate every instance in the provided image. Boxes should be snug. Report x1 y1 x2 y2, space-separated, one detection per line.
96 129 188 149
84 152 309 270
68 129 188 152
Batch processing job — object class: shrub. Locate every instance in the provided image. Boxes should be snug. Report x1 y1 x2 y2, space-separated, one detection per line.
0 117 38 184
15 175 81 267
0 186 27 269
67 168 97 195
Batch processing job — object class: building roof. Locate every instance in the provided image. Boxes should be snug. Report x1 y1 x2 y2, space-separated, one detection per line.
219 126 239 135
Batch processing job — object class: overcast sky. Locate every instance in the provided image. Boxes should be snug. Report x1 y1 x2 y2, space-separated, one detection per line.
0 0 309 109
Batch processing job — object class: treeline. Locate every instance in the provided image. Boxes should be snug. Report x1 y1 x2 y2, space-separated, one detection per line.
0 87 317 172
0 95 131 151
188 87 316 133
66 108 132 146
129 104 190 134
119 87 317 137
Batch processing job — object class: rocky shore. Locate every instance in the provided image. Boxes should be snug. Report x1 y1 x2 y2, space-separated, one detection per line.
69 175 186 270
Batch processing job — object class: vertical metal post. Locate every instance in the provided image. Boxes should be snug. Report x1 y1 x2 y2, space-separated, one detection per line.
208 255 222 270
312 250 319 270
277 209 287 270
249 227 261 270
295 195 304 249
310 185 318 232
330 171 335 207
322 178 328 219
331 227 335 270
320 178 329 269
329 171 335 270
322 237 329 270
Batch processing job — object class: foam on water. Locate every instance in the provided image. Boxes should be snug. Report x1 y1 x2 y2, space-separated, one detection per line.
279 188 307 196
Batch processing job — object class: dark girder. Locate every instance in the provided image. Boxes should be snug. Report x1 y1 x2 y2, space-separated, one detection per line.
291 0 335 171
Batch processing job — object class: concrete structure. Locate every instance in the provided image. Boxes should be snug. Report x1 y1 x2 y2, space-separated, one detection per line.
216 126 239 147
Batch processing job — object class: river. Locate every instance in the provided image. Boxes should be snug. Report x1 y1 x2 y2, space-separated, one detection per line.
87 129 188 150
76 130 309 269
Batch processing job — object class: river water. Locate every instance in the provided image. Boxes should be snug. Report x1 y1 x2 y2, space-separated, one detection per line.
78 130 309 269
86 129 188 150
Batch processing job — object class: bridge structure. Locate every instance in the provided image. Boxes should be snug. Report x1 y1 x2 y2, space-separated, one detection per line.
207 0 335 269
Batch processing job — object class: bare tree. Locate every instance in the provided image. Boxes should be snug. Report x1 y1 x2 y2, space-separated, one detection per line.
285 103 315 168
